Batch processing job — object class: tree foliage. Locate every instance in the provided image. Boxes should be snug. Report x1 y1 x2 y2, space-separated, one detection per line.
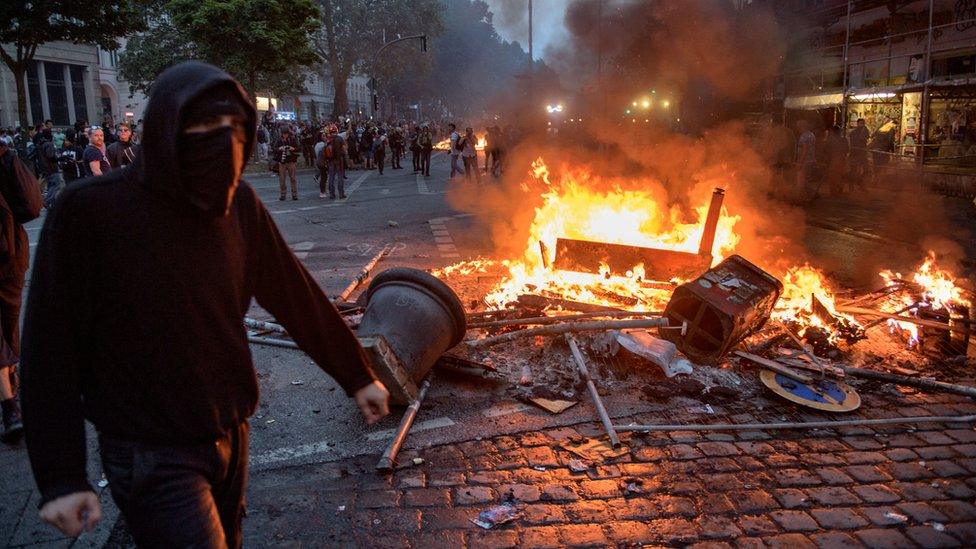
120 0 320 102
170 0 320 101
118 17 197 96
0 0 145 127
314 0 442 118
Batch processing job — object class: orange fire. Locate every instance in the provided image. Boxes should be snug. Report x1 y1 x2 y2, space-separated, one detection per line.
771 265 856 334
878 252 970 346
433 134 487 151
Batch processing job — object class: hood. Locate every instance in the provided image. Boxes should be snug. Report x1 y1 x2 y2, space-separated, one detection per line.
132 61 256 206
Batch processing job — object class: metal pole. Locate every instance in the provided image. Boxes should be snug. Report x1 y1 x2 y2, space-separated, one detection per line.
919 0 934 164
565 334 620 447
247 335 299 349
528 0 533 110
335 245 390 303
615 414 976 433
840 0 853 131
376 376 433 471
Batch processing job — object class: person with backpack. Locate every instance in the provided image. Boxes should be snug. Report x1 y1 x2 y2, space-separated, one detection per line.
57 129 86 187
373 129 388 175
419 125 433 177
34 129 62 209
316 124 346 199
360 125 375 170
448 123 462 178
0 138 43 443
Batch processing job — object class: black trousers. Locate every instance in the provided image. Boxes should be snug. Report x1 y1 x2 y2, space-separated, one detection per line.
412 148 420 171
100 422 249 549
420 148 432 175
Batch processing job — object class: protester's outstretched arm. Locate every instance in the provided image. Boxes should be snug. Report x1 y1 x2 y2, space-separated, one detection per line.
250 197 386 420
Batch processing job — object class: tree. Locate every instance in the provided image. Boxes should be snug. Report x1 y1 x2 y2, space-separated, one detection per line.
0 0 145 128
118 16 198 96
168 0 321 106
314 0 442 119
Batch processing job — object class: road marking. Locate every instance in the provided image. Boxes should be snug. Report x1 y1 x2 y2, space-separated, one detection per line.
291 241 315 259
365 416 456 441
482 402 532 418
250 441 334 467
416 173 430 194
268 171 372 215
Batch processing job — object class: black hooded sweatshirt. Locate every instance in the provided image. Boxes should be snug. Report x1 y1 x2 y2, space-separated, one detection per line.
20 62 377 505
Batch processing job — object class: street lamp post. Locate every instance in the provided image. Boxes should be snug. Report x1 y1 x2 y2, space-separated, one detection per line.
371 34 428 119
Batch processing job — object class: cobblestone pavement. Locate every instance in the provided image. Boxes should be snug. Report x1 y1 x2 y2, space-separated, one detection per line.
244 389 976 548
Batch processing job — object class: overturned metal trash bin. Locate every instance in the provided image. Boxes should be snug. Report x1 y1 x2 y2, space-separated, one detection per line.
357 268 467 405
660 255 782 362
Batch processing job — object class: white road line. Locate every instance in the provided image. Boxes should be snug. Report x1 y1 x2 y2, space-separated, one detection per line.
250 441 334 467
365 416 456 441
291 241 315 259
268 170 372 215
482 402 532 418
416 173 430 194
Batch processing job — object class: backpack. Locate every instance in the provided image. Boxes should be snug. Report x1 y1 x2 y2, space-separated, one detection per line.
0 151 42 224
316 138 335 169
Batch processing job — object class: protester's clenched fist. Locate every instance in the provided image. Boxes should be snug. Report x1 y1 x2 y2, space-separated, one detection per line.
39 491 101 537
354 381 390 424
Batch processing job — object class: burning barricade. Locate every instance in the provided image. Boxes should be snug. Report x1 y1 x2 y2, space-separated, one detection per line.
431 158 976 426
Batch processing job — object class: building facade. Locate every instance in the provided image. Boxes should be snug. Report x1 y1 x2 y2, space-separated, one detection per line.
97 40 149 124
279 71 374 122
0 42 101 128
776 0 976 165
0 40 149 129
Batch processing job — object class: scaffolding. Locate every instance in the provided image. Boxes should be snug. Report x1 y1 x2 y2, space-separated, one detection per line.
780 0 976 167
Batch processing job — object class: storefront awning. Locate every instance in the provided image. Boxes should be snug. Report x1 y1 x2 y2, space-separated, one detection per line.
784 92 844 110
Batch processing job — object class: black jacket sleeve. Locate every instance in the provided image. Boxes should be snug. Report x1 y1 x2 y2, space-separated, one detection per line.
20 193 94 505
251 201 376 396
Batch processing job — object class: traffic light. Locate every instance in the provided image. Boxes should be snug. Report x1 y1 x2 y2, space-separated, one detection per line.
421 35 428 52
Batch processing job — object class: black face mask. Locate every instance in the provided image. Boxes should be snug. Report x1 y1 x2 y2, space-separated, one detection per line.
177 126 239 216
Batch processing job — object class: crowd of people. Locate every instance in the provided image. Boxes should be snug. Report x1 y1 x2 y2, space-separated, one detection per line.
760 116 911 201
0 117 141 210
259 112 510 199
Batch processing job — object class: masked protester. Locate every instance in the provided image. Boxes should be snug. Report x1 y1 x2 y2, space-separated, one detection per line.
20 62 389 548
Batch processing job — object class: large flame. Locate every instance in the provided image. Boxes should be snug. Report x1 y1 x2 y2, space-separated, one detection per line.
480 158 740 310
